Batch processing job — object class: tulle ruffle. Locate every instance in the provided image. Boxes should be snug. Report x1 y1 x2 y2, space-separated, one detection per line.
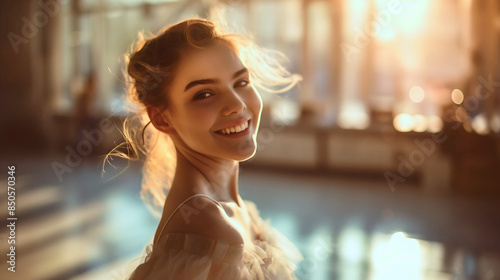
111 200 302 280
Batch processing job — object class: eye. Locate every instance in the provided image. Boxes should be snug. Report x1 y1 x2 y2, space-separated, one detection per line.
235 80 249 88
193 91 213 100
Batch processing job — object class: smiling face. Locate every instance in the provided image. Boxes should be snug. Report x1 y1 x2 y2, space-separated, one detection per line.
161 42 263 161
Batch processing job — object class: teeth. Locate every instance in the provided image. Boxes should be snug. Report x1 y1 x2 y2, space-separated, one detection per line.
218 120 249 135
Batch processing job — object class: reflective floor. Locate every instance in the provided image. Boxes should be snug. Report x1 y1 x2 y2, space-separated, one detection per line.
0 156 499 280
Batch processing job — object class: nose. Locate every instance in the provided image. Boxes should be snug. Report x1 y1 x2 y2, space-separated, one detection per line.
222 89 246 117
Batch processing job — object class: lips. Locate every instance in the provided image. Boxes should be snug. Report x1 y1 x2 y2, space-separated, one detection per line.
214 118 251 134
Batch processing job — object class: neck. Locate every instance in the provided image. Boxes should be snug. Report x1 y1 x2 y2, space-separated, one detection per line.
171 147 241 205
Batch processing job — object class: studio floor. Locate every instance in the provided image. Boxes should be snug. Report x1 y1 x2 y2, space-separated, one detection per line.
1 155 499 280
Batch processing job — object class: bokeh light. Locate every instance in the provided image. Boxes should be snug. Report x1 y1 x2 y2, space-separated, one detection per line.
4 1 500 279
492 114 500 133
463 120 474 133
271 99 300 125
455 107 468 122
338 102 370 130
451 89 464 104
428 115 444 133
413 114 428 132
370 232 423 280
409 86 425 103
472 114 490 135
393 114 415 132
339 225 366 262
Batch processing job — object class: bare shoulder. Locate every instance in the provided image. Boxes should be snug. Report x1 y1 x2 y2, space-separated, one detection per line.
161 195 244 245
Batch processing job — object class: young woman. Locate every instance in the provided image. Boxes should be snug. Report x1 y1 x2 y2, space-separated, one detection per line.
110 18 302 279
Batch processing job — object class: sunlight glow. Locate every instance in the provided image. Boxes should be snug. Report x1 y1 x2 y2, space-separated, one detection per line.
339 226 366 263
370 232 423 280
392 0 431 36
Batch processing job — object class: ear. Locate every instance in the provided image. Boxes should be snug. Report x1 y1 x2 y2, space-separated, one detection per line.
146 106 172 134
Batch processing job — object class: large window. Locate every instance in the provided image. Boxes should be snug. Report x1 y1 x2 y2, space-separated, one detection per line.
55 0 498 135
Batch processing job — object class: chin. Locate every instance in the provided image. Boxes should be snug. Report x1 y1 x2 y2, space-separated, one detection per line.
234 140 257 161
238 154 255 162
235 149 257 162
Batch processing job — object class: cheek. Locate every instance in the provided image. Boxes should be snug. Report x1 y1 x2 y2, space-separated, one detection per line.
247 88 263 116
177 106 215 135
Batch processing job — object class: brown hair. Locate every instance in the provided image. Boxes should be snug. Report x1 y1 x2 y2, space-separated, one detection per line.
104 18 301 217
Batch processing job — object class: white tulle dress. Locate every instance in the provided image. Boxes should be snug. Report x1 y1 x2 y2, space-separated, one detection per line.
111 195 303 280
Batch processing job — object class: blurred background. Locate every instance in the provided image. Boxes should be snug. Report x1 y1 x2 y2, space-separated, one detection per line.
1 0 500 279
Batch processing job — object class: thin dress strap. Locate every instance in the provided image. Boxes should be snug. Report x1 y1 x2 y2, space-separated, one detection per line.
154 194 223 245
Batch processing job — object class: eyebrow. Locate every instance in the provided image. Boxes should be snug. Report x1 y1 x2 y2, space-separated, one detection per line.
184 68 248 92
